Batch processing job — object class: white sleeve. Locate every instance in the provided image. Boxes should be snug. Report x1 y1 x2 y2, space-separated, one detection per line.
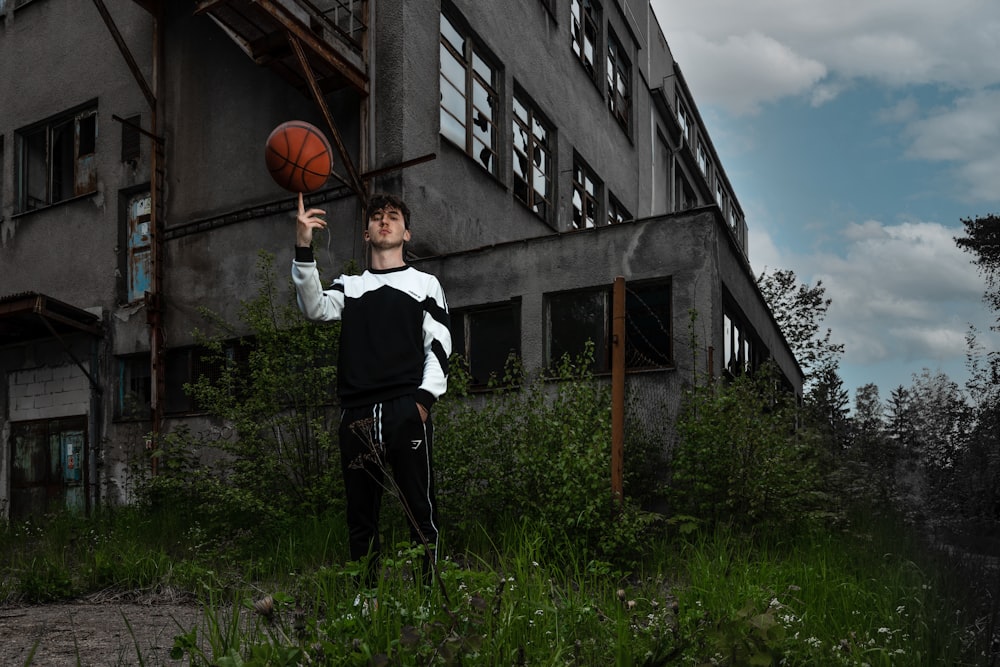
291 260 345 321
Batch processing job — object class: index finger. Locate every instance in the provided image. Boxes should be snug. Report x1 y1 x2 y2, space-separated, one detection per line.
297 191 305 215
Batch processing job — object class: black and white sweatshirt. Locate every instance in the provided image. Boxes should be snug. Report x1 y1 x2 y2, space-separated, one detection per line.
292 247 451 410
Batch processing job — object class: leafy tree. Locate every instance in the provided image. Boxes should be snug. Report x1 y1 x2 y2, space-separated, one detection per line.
142 252 343 531
757 268 844 392
955 213 1000 325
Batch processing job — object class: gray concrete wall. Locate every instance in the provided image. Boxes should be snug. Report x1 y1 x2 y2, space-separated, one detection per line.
0 0 151 309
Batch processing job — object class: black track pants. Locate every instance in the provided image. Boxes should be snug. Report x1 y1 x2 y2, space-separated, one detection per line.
338 395 439 585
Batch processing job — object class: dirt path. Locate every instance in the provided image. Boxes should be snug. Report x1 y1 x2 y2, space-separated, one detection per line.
0 592 204 667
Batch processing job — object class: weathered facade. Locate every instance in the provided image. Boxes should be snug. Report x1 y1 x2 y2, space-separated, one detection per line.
0 0 800 520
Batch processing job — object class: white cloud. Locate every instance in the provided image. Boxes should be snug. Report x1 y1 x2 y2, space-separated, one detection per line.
665 31 826 114
902 90 1000 203
786 220 987 368
651 0 1000 113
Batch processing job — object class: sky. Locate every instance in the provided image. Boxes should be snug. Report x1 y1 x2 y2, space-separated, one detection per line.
649 0 1000 401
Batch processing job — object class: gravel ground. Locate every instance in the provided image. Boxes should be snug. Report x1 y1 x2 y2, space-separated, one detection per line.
0 590 205 667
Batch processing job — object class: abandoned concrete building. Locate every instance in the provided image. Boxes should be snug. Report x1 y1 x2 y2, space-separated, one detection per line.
0 0 801 520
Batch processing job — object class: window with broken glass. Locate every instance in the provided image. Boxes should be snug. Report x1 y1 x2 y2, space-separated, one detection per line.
451 300 522 388
608 192 630 225
606 30 631 133
15 102 98 213
571 157 601 229
440 13 500 176
512 91 553 223
570 0 600 81
546 279 672 372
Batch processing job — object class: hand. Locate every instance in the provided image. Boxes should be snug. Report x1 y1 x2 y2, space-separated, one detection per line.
296 192 327 247
417 403 429 423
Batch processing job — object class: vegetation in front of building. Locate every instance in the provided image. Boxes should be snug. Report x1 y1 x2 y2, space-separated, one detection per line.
1 252 997 665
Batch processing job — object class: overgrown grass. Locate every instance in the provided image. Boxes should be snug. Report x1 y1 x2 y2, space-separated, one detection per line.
1 507 993 665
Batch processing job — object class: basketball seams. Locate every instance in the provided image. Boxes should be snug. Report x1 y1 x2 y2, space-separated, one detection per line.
264 121 333 193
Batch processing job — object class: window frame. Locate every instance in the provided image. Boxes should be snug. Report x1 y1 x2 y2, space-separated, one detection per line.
450 299 522 389
15 100 98 214
115 354 152 421
570 0 601 81
606 29 632 134
121 189 152 305
439 12 501 177
608 191 631 225
546 279 673 373
512 89 555 224
571 154 601 230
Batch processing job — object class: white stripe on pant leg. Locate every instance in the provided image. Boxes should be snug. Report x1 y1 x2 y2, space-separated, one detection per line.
371 403 383 444
422 421 439 563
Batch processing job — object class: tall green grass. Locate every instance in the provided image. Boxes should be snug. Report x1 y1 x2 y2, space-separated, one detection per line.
1 508 992 665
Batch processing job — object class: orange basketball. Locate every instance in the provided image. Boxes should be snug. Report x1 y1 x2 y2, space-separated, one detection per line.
264 120 334 193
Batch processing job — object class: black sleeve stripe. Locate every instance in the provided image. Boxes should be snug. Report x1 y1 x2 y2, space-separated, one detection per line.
431 339 450 377
423 297 450 328
329 283 345 292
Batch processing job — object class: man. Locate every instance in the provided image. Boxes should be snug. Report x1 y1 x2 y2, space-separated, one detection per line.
291 192 451 587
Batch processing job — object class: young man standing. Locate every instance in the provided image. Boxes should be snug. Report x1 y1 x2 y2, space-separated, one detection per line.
291 192 451 586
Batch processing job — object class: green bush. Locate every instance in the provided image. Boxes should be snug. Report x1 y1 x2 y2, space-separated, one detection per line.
434 345 664 564
138 252 345 532
669 363 829 532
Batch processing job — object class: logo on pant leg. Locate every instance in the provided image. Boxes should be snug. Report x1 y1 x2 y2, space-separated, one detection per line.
411 439 423 450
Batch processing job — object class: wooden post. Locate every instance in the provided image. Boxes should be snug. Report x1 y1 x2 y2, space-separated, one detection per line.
611 276 625 506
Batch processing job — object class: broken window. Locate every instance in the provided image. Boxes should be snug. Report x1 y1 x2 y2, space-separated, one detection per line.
439 12 499 176
608 192 630 225
625 280 672 368
116 354 151 420
16 102 98 212
451 300 521 388
548 288 609 371
724 309 757 376
675 168 697 211
165 340 254 414
606 30 631 133
512 91 553 223
676 100 690 142
571 156 601 229
571 0 600 80
124 192 152 304
547 279 673 372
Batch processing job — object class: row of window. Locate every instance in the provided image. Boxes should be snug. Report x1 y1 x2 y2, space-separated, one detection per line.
675 96 744 237
115 279 673 418
453 279 671 387
440 5 633 231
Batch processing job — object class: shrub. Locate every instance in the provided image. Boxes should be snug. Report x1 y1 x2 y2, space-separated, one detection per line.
138 252 344 533
434 344 664 564
669 363 829 532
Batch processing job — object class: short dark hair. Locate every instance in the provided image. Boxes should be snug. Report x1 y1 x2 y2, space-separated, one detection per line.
367 193 411 229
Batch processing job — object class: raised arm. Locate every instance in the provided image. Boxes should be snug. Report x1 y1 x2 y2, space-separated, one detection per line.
291 193 345 322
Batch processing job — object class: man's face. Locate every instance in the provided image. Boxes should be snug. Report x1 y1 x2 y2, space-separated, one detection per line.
366 205 410 249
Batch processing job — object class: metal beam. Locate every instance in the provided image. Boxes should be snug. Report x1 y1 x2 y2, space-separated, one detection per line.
288 33 366 200
91 0 156 110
